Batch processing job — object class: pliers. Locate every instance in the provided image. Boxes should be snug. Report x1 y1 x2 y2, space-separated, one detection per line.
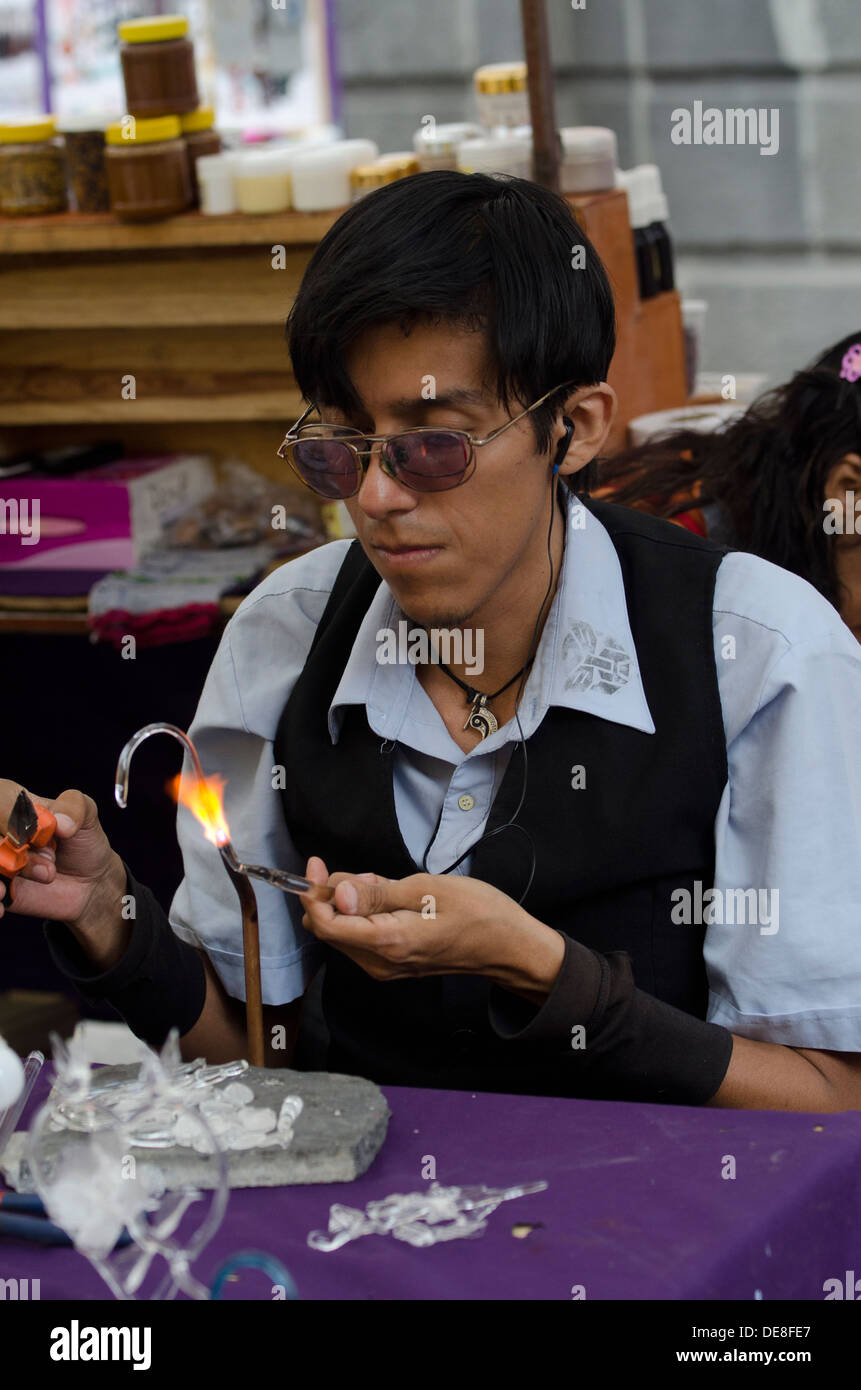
0 789 57 906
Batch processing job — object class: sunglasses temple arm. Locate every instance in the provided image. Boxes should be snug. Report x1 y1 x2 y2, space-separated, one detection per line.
285 402 317 441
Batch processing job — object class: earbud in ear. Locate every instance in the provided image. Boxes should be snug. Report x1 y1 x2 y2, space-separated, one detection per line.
552 417 575 475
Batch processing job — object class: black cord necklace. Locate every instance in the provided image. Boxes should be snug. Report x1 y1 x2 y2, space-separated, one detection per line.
436 656 534 739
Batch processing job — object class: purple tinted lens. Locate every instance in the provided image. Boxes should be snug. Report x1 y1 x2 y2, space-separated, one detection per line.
384 432 470 491
292 439 359 499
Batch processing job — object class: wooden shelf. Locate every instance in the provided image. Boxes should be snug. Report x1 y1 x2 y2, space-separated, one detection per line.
0 208 341 255
0 390 302 426
0 186 686 454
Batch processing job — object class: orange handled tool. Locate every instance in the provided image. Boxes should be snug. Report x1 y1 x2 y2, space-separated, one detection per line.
0 789 57 906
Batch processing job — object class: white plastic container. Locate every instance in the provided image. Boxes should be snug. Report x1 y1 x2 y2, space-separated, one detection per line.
412 122 481 171
196 151 236 214
473 62 529 129
290 138 378 211
234 147 294 214
457 128 532 179
560 127 617 194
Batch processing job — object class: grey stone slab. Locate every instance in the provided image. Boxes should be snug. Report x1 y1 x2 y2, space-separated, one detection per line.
642 0 781 69
648 80 804 247
2 1065 391 1192
675 251 861 382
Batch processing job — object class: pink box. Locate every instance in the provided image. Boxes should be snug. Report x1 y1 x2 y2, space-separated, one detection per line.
0 454 214 573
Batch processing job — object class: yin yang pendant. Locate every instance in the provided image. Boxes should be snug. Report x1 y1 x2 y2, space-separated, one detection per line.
464 693 498 740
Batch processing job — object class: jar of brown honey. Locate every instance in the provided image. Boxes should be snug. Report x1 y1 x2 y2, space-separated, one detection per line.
180 107 222 207
105 116 192 222
0 117 67 216
119 15 200 119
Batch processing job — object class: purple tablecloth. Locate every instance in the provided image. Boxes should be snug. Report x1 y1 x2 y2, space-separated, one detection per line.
3 1068 859 1300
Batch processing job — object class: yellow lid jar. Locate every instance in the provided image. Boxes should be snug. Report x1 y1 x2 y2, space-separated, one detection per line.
0 117 67 217
350 153 420 202
104 116 192 222
119 14 200 119
473 61 529 130
180 106 222 206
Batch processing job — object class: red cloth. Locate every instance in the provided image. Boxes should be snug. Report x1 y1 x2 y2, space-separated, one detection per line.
89 603 220 649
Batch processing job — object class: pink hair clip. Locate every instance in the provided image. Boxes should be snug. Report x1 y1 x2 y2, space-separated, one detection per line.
839 343 861 382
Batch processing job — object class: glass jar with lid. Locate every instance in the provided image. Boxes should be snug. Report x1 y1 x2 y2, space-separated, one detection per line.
105 116 192 222
0 117 67 216
56 113 114 212
473 62 529 129
411 122 481 172
350 153 419 201
180 106 222 206
119 14 200 119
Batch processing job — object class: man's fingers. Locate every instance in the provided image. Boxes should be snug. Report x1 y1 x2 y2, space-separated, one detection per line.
330 876 413 918
0 783 95 838
21 859 55 883
305 855 329 884
47 789 98 837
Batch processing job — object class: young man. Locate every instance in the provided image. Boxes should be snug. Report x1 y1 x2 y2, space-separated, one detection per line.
3 173 860 1109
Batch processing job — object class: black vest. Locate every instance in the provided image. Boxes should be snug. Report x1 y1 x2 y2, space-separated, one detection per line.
274 498 728 1095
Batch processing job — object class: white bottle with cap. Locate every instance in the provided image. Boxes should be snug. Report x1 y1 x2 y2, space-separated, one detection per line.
637 163 675 292
617 166 662 300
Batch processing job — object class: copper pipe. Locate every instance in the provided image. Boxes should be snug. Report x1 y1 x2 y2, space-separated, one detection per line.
220 850 265 1067
520 0 561 192
115 722 267 1067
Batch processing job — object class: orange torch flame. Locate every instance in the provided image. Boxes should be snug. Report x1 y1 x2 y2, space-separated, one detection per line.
167 771 230 848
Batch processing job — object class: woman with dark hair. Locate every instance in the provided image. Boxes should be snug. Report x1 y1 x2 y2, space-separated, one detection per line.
597 332 861 641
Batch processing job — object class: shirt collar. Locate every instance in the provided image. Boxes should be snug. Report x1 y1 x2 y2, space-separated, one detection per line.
327 491 655 746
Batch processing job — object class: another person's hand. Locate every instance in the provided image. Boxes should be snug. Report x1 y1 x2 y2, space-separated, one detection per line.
0 781 123 926
299 856 565 1000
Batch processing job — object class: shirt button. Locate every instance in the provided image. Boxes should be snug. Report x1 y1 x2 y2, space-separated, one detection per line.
457 793 475 812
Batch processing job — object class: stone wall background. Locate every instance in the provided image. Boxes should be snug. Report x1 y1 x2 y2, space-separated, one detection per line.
333 0 861 388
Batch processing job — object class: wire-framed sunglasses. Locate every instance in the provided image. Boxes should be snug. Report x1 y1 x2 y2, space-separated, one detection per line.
276 383 575 500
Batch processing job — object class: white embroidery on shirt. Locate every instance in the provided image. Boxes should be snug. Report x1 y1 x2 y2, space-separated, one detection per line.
562 621 632 694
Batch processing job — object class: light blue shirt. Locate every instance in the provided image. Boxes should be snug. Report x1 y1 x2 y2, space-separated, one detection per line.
170 492 861 1051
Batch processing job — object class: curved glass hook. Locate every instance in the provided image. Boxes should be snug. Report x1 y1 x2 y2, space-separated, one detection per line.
115 722 206 810
114 722 333 902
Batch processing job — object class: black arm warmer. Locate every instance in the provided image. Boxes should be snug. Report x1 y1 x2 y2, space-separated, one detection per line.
488 933 734 1106
43 864 207 1048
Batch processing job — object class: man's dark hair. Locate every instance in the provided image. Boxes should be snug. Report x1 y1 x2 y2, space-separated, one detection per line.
286 170 616 457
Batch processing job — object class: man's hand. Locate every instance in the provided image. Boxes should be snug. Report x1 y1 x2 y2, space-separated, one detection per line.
0 780 124 926
299 856 565 1004
0 779 129 970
